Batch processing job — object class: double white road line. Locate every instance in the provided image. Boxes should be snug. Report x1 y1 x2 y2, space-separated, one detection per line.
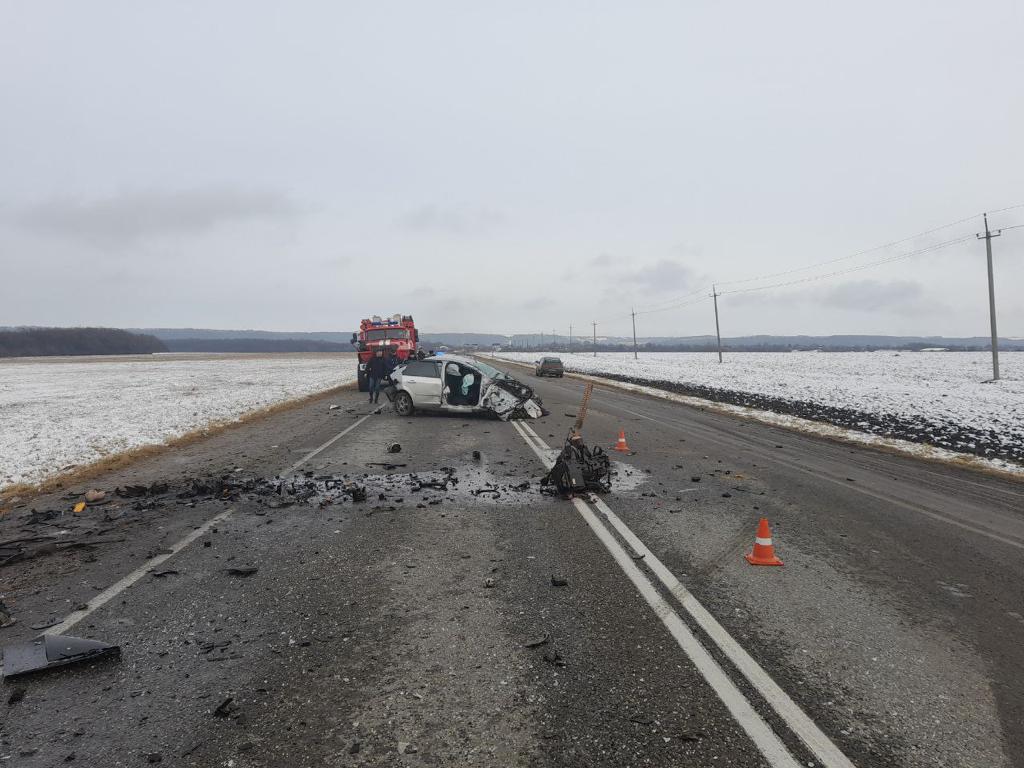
510 419 856 768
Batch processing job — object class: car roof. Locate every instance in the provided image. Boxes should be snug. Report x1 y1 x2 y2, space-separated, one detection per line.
404 353 475 365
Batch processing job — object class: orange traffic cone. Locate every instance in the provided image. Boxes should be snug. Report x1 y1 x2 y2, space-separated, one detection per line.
745 518 783 566
613 429 631 452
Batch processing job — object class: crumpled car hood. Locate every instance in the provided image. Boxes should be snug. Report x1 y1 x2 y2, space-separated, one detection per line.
481 377 547 420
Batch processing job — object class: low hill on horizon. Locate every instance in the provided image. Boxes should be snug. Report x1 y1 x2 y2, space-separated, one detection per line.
130 328 1024 352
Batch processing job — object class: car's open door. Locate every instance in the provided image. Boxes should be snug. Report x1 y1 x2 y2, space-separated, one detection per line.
400 360 442 407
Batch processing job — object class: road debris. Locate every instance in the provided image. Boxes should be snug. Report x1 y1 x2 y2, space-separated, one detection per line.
116 482 169 498
0 600 15 628
542 433 612 496
212 696 240 718
542 647 566 666
226 566 259 577
550 575 568 587
2 633 121 678
84 489 106 504
524 633 550 648
386 442 402 453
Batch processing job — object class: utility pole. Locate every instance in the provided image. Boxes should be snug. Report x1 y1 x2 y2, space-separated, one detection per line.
540 331 544 350
631 308 638 360
569 324 573 352
976 213 1002 381
712 284 723 363
592 321 597 357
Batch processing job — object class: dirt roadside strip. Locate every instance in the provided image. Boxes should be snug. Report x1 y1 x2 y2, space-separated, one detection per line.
483 355 1024 482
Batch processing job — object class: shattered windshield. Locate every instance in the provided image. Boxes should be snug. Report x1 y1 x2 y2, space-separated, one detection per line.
364 329 409 341
470 360 508 380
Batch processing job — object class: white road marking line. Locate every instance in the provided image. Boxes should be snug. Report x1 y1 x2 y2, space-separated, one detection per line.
510 421 800 766
28 411 377 644
41 509 235 637
286 413 374 474
588 495 855 768
512 420 856 768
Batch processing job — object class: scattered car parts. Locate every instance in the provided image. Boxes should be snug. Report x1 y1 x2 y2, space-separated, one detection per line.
542 433 612 496
2 633 121 678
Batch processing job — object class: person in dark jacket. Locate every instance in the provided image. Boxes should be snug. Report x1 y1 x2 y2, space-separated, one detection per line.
366 349 388 404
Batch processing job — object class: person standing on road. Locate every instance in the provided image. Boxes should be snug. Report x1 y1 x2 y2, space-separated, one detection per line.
367 348 388 404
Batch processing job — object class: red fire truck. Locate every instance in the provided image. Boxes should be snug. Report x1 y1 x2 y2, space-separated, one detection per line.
350 314 420 391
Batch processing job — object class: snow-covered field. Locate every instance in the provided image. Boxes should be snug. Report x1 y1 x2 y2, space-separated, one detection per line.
495 350 1024 465
0 353 356 490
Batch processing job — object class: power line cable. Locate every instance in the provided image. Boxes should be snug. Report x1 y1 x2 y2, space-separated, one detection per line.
714 213 986 288
718 234 974 296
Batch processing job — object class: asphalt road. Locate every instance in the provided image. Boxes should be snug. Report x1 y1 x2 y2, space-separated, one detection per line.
2 363 1022 767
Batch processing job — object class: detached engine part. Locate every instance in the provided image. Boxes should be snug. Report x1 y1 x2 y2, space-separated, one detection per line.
541 434 612 496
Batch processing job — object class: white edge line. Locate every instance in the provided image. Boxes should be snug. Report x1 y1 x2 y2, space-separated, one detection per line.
510 420 801 768
514 419 855 768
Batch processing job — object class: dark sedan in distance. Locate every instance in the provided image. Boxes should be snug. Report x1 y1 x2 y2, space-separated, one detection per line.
535 357 564 377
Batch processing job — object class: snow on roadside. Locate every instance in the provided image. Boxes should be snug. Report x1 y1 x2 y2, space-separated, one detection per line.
495 350 1024 466
0 354 355 490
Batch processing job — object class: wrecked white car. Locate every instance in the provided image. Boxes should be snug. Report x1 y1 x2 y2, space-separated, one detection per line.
384 355 546 420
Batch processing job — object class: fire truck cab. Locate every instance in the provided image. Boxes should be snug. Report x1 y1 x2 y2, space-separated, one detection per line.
351 314 420 392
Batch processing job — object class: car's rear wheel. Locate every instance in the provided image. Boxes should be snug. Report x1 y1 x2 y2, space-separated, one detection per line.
394 391 415 416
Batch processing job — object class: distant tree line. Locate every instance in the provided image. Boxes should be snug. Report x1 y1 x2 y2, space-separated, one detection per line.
163 338 351 353
0 327 168 357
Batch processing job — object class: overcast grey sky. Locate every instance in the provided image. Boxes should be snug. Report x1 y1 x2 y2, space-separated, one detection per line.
2 1 1022 338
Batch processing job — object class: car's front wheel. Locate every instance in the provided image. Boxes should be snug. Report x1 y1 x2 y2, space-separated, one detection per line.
394 390 415 416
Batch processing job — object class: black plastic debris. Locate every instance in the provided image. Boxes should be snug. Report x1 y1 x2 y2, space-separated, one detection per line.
226 566 258 577
115 482 168 498
386 443 402 454
542 647 566 666
541 434 612 497
0 600 14 628
2 633 121 678
212 696 239 718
